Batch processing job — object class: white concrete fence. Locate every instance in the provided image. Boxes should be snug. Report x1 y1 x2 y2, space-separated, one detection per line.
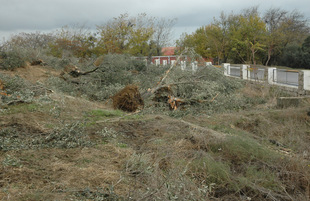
223 63 310 95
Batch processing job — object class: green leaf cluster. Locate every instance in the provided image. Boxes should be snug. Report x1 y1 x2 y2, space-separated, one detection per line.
176 7 309 67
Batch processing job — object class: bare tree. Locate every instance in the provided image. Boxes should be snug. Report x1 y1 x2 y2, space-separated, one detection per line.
153 18 177 56
1 32 55 51
281 10 310 46
263 8 288 66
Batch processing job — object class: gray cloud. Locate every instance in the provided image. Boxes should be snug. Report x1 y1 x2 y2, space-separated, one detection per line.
0 0 309 41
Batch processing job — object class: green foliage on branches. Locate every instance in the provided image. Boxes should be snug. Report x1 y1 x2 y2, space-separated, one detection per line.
0 32 55 69
95 13 155 56
0 50 26 70
279 35 310 69
45 14 176 59
0 122 93 151
177 7 309 67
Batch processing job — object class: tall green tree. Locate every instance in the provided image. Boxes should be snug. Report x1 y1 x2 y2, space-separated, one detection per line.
125 13 155 56
176 6 309 66
49 24 95 58
189 27 212 59
212 12 239 63
263 8 309 66
301 36 310 69
176 12 239 63
204 25 223 64
228 7 266 65
96 13 176 57
238 14 266 65
175 33 195 54
96 13 133 54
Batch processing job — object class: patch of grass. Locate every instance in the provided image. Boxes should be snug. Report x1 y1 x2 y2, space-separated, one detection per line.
244 166 281 191
85 109 124 124
18 192 61 201
2 154 22 167
123 113 144 120
4 103 40 114
229 108 310 155
88 109 124 118
75 158 93 168
210 135 279 165
188 156 232 188
45 123 56 129
0 121 93 151
117 143 128 148
95 127 118 143
34 122 93 149
125 153 153 177
74 187 124 200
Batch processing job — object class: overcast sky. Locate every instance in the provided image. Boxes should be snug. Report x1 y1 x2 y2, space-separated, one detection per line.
1 0 310 44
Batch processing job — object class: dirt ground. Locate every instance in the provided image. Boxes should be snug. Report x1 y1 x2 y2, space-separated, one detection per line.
0 64 60 84
0 65 310 200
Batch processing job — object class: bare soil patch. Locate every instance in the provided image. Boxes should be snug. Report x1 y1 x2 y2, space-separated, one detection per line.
0 64 60 84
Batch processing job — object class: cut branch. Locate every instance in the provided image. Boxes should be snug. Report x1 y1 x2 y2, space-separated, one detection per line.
151 47 188 93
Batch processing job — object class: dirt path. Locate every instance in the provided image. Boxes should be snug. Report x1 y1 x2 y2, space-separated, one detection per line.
0 64 60 83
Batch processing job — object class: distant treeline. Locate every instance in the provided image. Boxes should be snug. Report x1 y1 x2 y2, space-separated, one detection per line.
176 6 310 69
0 13 176 60
1 8 310 69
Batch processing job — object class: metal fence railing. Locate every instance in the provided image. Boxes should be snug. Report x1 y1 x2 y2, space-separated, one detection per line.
229 66 241 77
222 63 310 92
273 69 299 86
248 67 265 81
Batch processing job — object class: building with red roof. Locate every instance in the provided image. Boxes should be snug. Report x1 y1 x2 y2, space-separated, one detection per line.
134 47 213 66
161 47 177 56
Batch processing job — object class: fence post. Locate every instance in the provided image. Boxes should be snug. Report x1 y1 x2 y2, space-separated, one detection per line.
223 63 230 76
181 61 186 70
155 59 160 66
171 60 176 66
298 71 304 95
247 66 252 79
242 65 248 80
268 68 277 84
206 62 212 66
264 67 268 81
303 70 310 92
191 61 198 72
145 58 148 67
163 60 167 66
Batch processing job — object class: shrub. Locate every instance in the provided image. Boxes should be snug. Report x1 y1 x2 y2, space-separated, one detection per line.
0 50 26 70
45 77 78 95
188 156 232 188
0 74 35 104
131 59 147 72
0 32 55 70
78 82 125 101
0 122 93 151
36 122 93 149
95 54 134 86
210 135 279 165
125 153 153 177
